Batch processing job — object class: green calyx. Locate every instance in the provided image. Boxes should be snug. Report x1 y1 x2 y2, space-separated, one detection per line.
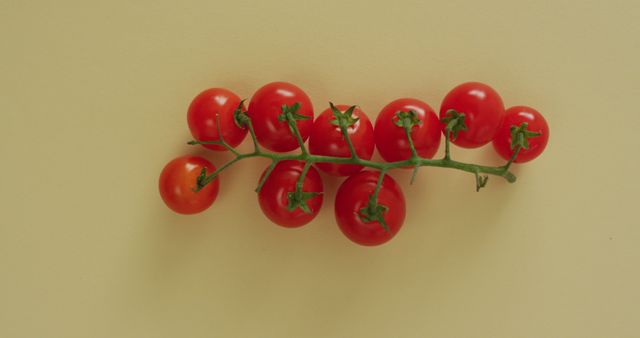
287 190 321 214
510 122 541 150
278 102 309 123
441 109 468 139
329 102 359 127
358 198 390 233
394 110 422 128
233 99 250 128
193 167 208 192
475 173 489 192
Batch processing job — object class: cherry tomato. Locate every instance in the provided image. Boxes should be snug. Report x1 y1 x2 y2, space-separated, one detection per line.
309 104 374 176
334 171 405 246
247 82 314 152
439 82 505 148
492 106 549 163
258 160 324 228
159 156 219 214
187 88 247 151
374 98 441 163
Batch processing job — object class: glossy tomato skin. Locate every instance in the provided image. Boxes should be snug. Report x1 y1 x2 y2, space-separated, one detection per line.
248 82 314 152
439 82 505 148
492 106 549 163
187 88 247 151
334 171 405 246
159 156 219 214
309 105 374 176
258 160 324 228
374 98 441 163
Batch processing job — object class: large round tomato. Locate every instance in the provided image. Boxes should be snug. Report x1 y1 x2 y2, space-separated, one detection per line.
439 82 505 148
309 104 374 176
374 98 441 162
159 156 219 214
187 88 247 151
247 82 314 152
334 171 405 246
258 160 324 228
492 106 549 163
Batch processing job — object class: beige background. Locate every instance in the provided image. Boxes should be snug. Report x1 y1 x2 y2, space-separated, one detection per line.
1 0 639 337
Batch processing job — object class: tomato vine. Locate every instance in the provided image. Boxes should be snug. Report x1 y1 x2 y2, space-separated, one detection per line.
160 82 549 246
190 102 532 201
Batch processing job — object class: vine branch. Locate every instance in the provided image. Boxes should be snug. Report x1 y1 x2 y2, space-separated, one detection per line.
189 104 522 194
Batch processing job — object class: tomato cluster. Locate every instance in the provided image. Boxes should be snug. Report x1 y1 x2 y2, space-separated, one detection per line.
159 81 549 246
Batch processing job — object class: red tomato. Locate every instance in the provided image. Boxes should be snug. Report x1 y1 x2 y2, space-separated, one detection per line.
258 160 324 228
334 171 405 246
159 156 219 214
187 88 247 151
439 82 505 148
309 104 374 176
492 106 549 163
374 98 441 163
247 82 314 152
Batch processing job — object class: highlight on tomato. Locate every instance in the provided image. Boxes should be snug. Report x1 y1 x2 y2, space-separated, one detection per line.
159 156 219 214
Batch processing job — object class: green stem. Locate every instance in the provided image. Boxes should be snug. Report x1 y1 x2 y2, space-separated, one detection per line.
189 148 518 187
444 129 452 161
188 113 240 156
189 109 519 192
196 156 243 190
403 121 419 159
255 160 277 193
215 114 239 156
503 145 522 172
295 161 313 192
402 119 420 184
285 116 308 156
410 166 420 185
338 123 358 159
245 119 261 154
371 169 387 204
